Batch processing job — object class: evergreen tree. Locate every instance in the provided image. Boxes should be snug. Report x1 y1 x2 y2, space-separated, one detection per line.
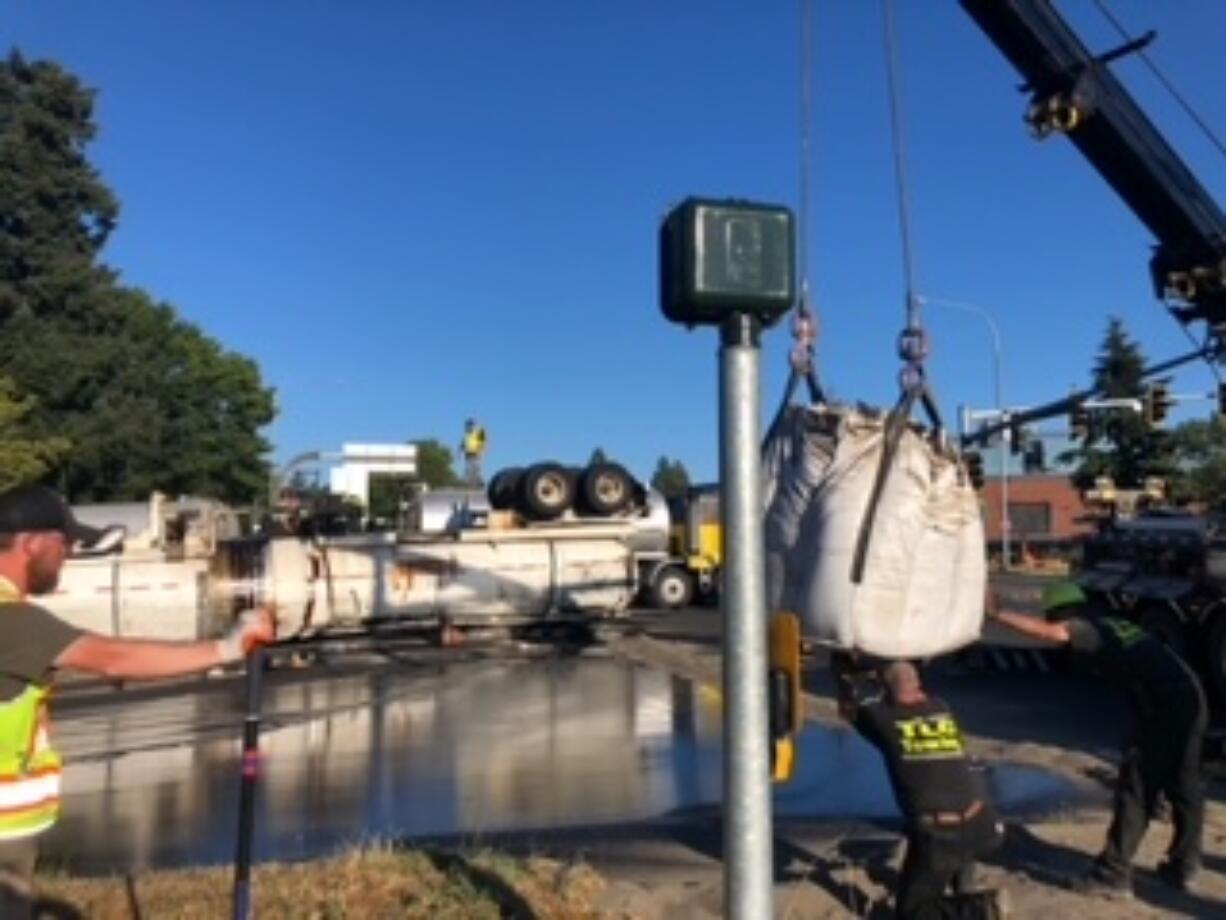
650 455 691 499
0 51 275 502
1062 317 1174 491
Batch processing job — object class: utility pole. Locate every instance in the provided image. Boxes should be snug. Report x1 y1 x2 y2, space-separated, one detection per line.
922 296 1009 567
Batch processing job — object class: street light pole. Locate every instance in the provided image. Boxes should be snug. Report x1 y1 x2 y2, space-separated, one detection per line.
920 296 1010 570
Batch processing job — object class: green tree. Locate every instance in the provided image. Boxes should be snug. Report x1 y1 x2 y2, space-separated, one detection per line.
0 376 70 492
0 52 275 502
1062 317 1174 491
0 51 117 324
1168 417 1226 507
588 447 609 466
367 473 417 524
650 455 691 499
413 439 462 489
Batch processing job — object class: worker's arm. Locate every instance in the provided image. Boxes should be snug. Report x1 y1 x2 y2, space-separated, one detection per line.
56 607 275 680
985 594 1071 645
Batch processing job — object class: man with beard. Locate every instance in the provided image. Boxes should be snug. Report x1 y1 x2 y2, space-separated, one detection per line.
833 654 1010 918
0 484 276 917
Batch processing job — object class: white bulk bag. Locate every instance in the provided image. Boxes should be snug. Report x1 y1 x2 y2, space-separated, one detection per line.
763 402 985 658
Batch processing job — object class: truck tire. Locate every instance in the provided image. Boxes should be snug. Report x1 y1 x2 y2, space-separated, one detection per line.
518 463 575 520
578 462 636 516
650 565 694 609
487 467 524 511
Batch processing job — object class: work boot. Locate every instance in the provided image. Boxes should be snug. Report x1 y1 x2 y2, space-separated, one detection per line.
1156 858 1198 891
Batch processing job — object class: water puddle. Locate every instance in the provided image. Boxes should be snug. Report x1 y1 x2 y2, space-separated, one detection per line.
43 656 1089 874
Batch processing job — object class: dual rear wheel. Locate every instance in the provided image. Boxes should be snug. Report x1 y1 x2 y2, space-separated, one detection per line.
488 461 638 521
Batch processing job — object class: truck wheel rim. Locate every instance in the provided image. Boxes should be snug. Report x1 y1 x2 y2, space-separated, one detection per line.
595 476 625 505
661 577 685 603
535 473 567 504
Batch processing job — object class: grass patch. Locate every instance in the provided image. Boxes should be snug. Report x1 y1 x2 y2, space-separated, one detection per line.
36 846 608 919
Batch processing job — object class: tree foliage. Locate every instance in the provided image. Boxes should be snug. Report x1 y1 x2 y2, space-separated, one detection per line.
0 51 275 502
1168 417 1226 507
366 474 418 524
1062 317 1174 491
413 438 462 490
0 376 70 492
650 455 691 499
588 447 609 466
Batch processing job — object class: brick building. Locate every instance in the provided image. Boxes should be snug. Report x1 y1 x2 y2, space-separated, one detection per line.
979 473 1090 557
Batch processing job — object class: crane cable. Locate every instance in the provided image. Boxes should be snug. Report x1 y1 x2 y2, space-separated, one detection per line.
881 0 941 429
1092 0 1226 163
767 0 824 445
848 0 951 585
791 0 822 404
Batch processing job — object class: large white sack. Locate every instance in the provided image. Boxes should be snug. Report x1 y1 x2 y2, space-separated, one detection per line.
764 403 985 658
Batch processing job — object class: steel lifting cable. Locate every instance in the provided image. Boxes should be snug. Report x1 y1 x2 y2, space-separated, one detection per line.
850 0 949 584
766 0 824 448
881 0 935 421
791 0 820 401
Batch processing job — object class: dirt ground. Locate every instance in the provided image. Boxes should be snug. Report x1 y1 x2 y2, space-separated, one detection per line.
595 632 1226 919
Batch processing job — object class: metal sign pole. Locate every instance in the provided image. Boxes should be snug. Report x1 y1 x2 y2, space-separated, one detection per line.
232 647 267 920
719 313 774 919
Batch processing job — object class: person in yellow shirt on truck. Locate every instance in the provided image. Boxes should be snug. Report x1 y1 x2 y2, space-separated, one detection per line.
0 484 276 918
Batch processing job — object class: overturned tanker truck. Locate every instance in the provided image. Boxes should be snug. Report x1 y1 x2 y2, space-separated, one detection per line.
205 460 672 638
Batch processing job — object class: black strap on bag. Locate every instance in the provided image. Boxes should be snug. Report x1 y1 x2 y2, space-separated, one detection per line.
849 328 946 585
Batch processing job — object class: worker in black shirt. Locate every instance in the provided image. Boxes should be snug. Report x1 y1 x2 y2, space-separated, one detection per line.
833 654 1009 919
989 581 1207 898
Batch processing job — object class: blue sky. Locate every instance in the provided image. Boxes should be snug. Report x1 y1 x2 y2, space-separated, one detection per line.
6 1 1226 484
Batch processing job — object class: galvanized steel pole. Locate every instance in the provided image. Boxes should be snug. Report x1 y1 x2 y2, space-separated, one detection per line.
719 313 774 919
920 296 1009 568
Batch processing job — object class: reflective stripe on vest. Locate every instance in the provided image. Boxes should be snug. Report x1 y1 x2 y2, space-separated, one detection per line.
0 578 64 839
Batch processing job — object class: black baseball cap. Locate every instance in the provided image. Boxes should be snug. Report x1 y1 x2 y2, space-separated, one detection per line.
0 484 124 554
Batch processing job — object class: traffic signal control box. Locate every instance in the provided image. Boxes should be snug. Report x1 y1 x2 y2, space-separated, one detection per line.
769 612 802 783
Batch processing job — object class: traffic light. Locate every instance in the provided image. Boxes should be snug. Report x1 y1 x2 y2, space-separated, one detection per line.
1008 422 1024 456
1023 439 1046 474
768 612 802 783
1218 382 1226 417
1069 403 1090 440
1144 381 1174 427
963 450 985 490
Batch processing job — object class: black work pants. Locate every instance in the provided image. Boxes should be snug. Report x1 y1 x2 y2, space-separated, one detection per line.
0 836 36 920
896 808 1004 919
1099 682 1207 881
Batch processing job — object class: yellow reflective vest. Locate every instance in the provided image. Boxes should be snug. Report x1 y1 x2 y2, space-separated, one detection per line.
0 578 63 839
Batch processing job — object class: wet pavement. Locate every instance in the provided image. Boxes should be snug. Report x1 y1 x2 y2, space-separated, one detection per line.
43 650 1092 874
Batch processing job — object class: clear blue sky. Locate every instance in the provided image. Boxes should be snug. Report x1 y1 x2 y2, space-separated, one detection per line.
6 1 1226 484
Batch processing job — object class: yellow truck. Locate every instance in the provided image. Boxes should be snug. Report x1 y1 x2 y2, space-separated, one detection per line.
639 484 722 608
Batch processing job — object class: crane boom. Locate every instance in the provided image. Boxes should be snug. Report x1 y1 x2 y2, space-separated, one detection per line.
960 0 1226 334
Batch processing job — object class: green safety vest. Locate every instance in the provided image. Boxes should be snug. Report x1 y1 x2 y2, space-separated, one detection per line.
0 579 63 839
